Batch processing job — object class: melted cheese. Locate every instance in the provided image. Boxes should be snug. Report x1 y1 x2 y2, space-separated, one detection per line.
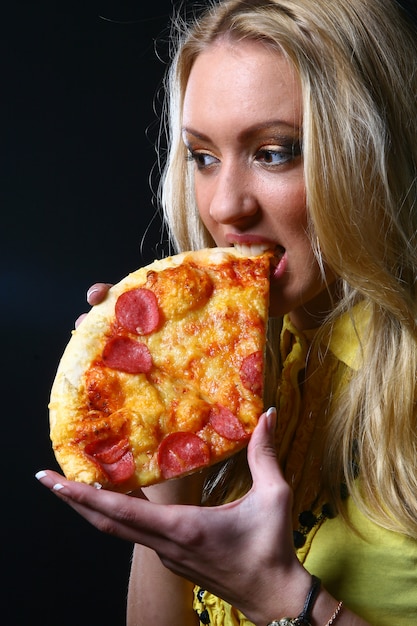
49 248 271 491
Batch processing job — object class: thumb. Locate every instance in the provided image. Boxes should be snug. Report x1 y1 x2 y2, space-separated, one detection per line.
248 407 283 488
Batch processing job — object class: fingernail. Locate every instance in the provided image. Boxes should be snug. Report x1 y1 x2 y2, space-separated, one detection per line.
35 470 47 480
87 286 100 299
53 483 65 492
266 407 277 430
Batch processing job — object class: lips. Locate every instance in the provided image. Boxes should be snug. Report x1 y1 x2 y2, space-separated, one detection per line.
270 247 287 280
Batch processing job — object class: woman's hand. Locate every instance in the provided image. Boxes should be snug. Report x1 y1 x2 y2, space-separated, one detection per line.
75 282 113 328
36 408 311 624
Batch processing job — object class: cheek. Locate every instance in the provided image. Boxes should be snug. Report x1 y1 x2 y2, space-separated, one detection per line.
193 186 222 246
269 185 308 237
195 184 214 229
264 168 306 216
195 187 205 219
284 181 306 221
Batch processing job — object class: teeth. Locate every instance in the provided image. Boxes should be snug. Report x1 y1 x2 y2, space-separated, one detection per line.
233 243 272 256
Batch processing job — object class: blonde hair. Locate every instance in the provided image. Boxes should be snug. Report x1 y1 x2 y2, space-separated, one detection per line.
158 0 417 538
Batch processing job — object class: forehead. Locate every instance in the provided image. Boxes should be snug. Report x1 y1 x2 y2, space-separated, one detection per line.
182 38 302 132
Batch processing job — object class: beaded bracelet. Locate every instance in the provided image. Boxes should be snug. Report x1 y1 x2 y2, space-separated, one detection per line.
325 600 343 625
266 575 321 626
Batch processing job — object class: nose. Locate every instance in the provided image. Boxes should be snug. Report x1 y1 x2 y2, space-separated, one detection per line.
208 161 260 226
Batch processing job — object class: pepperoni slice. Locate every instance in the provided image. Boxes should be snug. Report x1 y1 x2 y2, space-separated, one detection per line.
158 432 210 479
240 351 264 396
102 336 152 374
84 437 135 484
208 404 249 441
115 288 160 335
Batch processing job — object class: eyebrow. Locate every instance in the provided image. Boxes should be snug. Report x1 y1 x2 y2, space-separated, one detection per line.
182 120 302 143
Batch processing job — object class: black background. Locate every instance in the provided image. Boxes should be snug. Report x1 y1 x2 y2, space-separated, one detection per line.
4 1 417 625
3 1 179 624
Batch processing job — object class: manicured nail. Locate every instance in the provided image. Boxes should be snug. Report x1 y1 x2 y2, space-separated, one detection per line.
266 407 277 431
87 287 100 300
53 483 65 492
35 470 47 480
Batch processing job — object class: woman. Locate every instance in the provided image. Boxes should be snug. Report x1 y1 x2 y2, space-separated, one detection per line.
37 0 417 624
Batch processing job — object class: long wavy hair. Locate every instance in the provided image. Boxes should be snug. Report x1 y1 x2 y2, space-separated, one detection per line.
157 0 417 539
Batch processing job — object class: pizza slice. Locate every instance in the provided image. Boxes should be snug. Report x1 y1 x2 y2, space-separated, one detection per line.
49 246 271 492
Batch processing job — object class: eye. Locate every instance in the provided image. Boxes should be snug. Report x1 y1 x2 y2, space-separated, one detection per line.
186 149 219 170
255 141 301 166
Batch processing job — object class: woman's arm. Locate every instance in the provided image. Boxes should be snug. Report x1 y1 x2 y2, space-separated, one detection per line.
127 545 197 625
127 475 204 626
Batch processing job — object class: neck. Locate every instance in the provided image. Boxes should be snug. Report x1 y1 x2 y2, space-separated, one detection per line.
289 281 339 331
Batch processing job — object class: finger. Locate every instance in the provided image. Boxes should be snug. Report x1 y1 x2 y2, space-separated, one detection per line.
75 313 87 328
246 410 294 546
87 283 113 305
247 407 284 489
36 470 157 545
35 470 170 547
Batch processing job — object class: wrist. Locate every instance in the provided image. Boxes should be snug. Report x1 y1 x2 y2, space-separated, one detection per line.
260 575 346 626
266 575 321 626
250 566 312 626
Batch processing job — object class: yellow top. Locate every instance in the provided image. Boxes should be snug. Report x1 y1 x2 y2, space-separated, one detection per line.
193 308 417 625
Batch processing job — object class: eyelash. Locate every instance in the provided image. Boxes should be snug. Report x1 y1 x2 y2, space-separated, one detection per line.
185 141 302 170
186 150 217 170
255 142 302 165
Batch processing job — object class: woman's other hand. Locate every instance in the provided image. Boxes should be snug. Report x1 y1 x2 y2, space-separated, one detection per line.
75 282 113 328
